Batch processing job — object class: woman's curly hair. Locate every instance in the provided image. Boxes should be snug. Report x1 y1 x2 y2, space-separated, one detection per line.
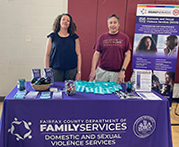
136 36 157 54
52 13 76 36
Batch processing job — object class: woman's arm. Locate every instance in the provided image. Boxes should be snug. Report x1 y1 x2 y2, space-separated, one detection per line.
44 37 52 68
75 38 82 80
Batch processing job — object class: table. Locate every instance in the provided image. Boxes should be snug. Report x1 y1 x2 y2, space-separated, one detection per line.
0 82 172 147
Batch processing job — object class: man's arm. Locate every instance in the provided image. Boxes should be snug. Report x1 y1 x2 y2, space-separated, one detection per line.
89 51 100 81
117 50 131 84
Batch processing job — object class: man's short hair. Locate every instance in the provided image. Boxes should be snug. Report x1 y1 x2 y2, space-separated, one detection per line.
107 14 120 24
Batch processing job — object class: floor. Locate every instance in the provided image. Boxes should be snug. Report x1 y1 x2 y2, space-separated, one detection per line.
170 102 179 147
0 101 179 146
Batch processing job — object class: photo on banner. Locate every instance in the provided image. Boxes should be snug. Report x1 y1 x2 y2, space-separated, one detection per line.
132 4 179 102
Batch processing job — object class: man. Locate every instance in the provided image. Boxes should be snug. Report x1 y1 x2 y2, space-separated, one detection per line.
89 14 131 84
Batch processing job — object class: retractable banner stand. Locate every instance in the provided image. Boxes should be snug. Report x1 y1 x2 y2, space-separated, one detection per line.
132 4 179 106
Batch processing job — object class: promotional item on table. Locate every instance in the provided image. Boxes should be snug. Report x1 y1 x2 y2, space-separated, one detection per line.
14 90 26 99
40 92 51 99
17 79 26 91
25 91 39 99
13 67 164 100
53 91 63 99
44 68 53 84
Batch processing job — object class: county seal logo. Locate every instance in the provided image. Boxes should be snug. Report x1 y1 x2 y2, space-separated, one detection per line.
8 118 32 141
173 9 179 16
133 115 156 138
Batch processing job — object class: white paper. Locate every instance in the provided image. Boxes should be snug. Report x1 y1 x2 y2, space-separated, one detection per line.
137 92 162 100
25 91 39 99
53 91 63 99
135 70 152 92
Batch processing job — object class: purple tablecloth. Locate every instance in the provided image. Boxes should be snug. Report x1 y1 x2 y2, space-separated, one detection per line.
0 82 172 147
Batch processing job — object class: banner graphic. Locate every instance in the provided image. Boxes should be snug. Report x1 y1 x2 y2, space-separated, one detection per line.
132 4 179 101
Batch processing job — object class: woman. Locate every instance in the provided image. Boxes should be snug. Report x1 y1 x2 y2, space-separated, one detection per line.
164 35 178 56
136 36 157 54
161 72 175 95
45 14 82 82
164 72 175 87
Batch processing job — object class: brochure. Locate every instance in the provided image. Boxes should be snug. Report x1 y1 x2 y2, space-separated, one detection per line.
40 92 51 99
14 91 26 99
135 70 152 92
53 91 63 99
137 92 162 100
25 91 39 99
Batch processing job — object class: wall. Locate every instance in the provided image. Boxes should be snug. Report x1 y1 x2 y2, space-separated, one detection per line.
68 0 179 83
68 0 130 81
0 0 68 96
1 0 179 96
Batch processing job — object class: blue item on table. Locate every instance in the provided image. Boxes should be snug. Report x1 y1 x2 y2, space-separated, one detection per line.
17 79 26 91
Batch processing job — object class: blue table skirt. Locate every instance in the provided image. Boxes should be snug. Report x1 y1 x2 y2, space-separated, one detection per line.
0 82 172 147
